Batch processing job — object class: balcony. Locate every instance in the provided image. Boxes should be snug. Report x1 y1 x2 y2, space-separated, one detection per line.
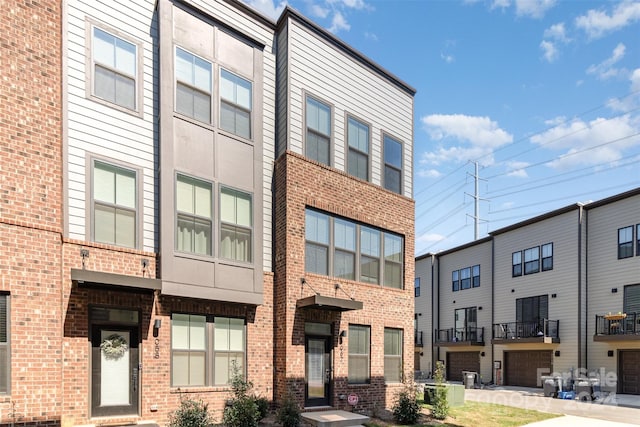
594 312 640 342
434 327 484 347
492 319 560 344
415 331 424 347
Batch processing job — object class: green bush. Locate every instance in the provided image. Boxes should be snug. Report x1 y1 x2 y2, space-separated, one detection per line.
431 361 449 420
168 398 213 427
222 362 261 427
276 394 301 427
254 395 270 420
392 387 421 425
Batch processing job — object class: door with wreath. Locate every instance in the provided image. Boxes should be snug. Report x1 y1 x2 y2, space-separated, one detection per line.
91 326 139 417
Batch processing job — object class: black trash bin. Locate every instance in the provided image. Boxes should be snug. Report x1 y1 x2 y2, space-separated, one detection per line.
542 376 559 397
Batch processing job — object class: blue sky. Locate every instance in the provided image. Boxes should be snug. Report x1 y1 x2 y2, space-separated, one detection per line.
243 0 640 255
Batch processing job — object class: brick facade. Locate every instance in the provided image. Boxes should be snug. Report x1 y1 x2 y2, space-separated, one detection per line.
274 152 415 413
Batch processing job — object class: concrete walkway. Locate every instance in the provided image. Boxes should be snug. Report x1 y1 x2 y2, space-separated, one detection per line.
464 387 640 425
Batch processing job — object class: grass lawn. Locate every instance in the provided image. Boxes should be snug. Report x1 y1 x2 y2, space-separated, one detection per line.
363 400 561 427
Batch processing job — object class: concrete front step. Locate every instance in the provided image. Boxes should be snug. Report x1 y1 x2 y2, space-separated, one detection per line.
301 410 370 427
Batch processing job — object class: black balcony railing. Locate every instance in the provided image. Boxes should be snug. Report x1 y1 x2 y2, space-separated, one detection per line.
414 330 423 346
492 319 559 340
595 312 640 336
434 327 484 344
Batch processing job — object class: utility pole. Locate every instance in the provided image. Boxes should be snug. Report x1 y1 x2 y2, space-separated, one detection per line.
466 161 488 240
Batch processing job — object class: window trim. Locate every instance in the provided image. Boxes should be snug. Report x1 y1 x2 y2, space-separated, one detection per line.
86 19 144 116
618 226 634 259
304 208 404 289
472 264 480 288
88 156 142 249
512 251 522 277
175 172 214 257
219 68 253 140
174 46 213 124
524 246 540 275
637 224 640 257
348 324 371 384
218 186 254 264
345 113 371 181
452 270 459 292
304 93 333 166
383 328 403 384
414 277 421 297
541 243 553 271
382 132 404 194
170 313 246 387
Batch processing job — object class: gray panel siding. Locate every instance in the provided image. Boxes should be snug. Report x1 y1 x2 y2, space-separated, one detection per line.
286 20 413 197
275 22 288 158
66 0 157 252
415 256 433 374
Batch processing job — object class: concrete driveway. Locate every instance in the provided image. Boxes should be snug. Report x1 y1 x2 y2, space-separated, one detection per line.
464 386 640 426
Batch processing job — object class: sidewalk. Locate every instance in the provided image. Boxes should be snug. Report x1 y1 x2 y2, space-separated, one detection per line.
524 415 638 426
464 387 640 425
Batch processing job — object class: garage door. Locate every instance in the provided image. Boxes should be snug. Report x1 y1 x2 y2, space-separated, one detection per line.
505 350 552 387
446 352 480 382
620 350 640 395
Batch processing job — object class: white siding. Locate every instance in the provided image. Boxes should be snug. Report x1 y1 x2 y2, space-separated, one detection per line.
66 0 157 251
285 19 413 197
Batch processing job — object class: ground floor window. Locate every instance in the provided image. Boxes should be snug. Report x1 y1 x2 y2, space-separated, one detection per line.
171 314 245 386
384 328 403 383
348 324 370 384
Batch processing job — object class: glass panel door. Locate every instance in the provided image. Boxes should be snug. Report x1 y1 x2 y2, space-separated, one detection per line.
305 336 331 407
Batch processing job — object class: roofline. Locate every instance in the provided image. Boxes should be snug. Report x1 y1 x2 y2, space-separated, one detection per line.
490 203 583 236
584 186 640 210
222 0 277 28
276 6 417 96
415 236 492 261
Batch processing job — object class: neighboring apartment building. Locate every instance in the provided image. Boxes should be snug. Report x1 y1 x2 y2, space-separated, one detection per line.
416 187 640 395
0 0 415 425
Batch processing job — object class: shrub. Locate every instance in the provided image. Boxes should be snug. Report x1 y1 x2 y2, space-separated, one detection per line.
431 361 449 420
254 395 270 420
222 362 260 427
392 386 421 425
276 394 301 427
168 398 213 427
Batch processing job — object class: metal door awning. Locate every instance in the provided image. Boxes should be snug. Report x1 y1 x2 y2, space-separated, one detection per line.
296 294 363 312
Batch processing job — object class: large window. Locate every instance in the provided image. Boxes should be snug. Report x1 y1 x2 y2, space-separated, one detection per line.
93 161 137 248
348 325 370 384
512 251 522 277
305 209 404 288
306 96 331 165
347 117 369 181
516 295 548 325
220 188 252 262
414 277 421 297
92 27 137 110
171 314 244 387
175 47 212 123
220 69 252 139
524 246 540 275
541 243 553 271
460 267 471 290
305 210 329 275
176 174 212 256
383 134 402 194
619 226 633 259
0 295 9 394
384 328 403 383
452 265 479 291
455 307 477 341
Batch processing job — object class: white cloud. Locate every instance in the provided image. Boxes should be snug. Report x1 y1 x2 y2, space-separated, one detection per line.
242 0 288 20
531 115 640 170
341 0 368 10
505 161 530 178
540 40 558 63
543 23 568 42
364 31 378 41
441 52 455 63
310 4 330 18
417 168 443 179
515 0 557 18
576 0 640 39
491 0 511 10
417 232 446 244
607 68 640 113
632 68 640 92
420 114 513 166
586 43 626 80
328 10 350 32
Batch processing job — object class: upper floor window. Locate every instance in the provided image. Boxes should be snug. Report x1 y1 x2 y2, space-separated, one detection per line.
220 69 252 139
541 243 553 271
414 277 421 297
384 328 403 383
92 27 137 111
220 188 252 262
0 295 9 394
347 117 369 181
176 174 212 256
637 224 640 256
93 161 137 248
348 324 370 384
624 284 640 315
619 226 633 259
304 209 404 288
175 47 212 123
383 134 402 194
524 246 540 275
306 96 331 165
512 251 522 277
171 314 245 387
472 265 480 288
452 270 459 292
460 267 471 290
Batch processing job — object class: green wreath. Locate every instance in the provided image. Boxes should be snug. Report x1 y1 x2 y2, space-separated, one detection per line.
100 333 128 360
